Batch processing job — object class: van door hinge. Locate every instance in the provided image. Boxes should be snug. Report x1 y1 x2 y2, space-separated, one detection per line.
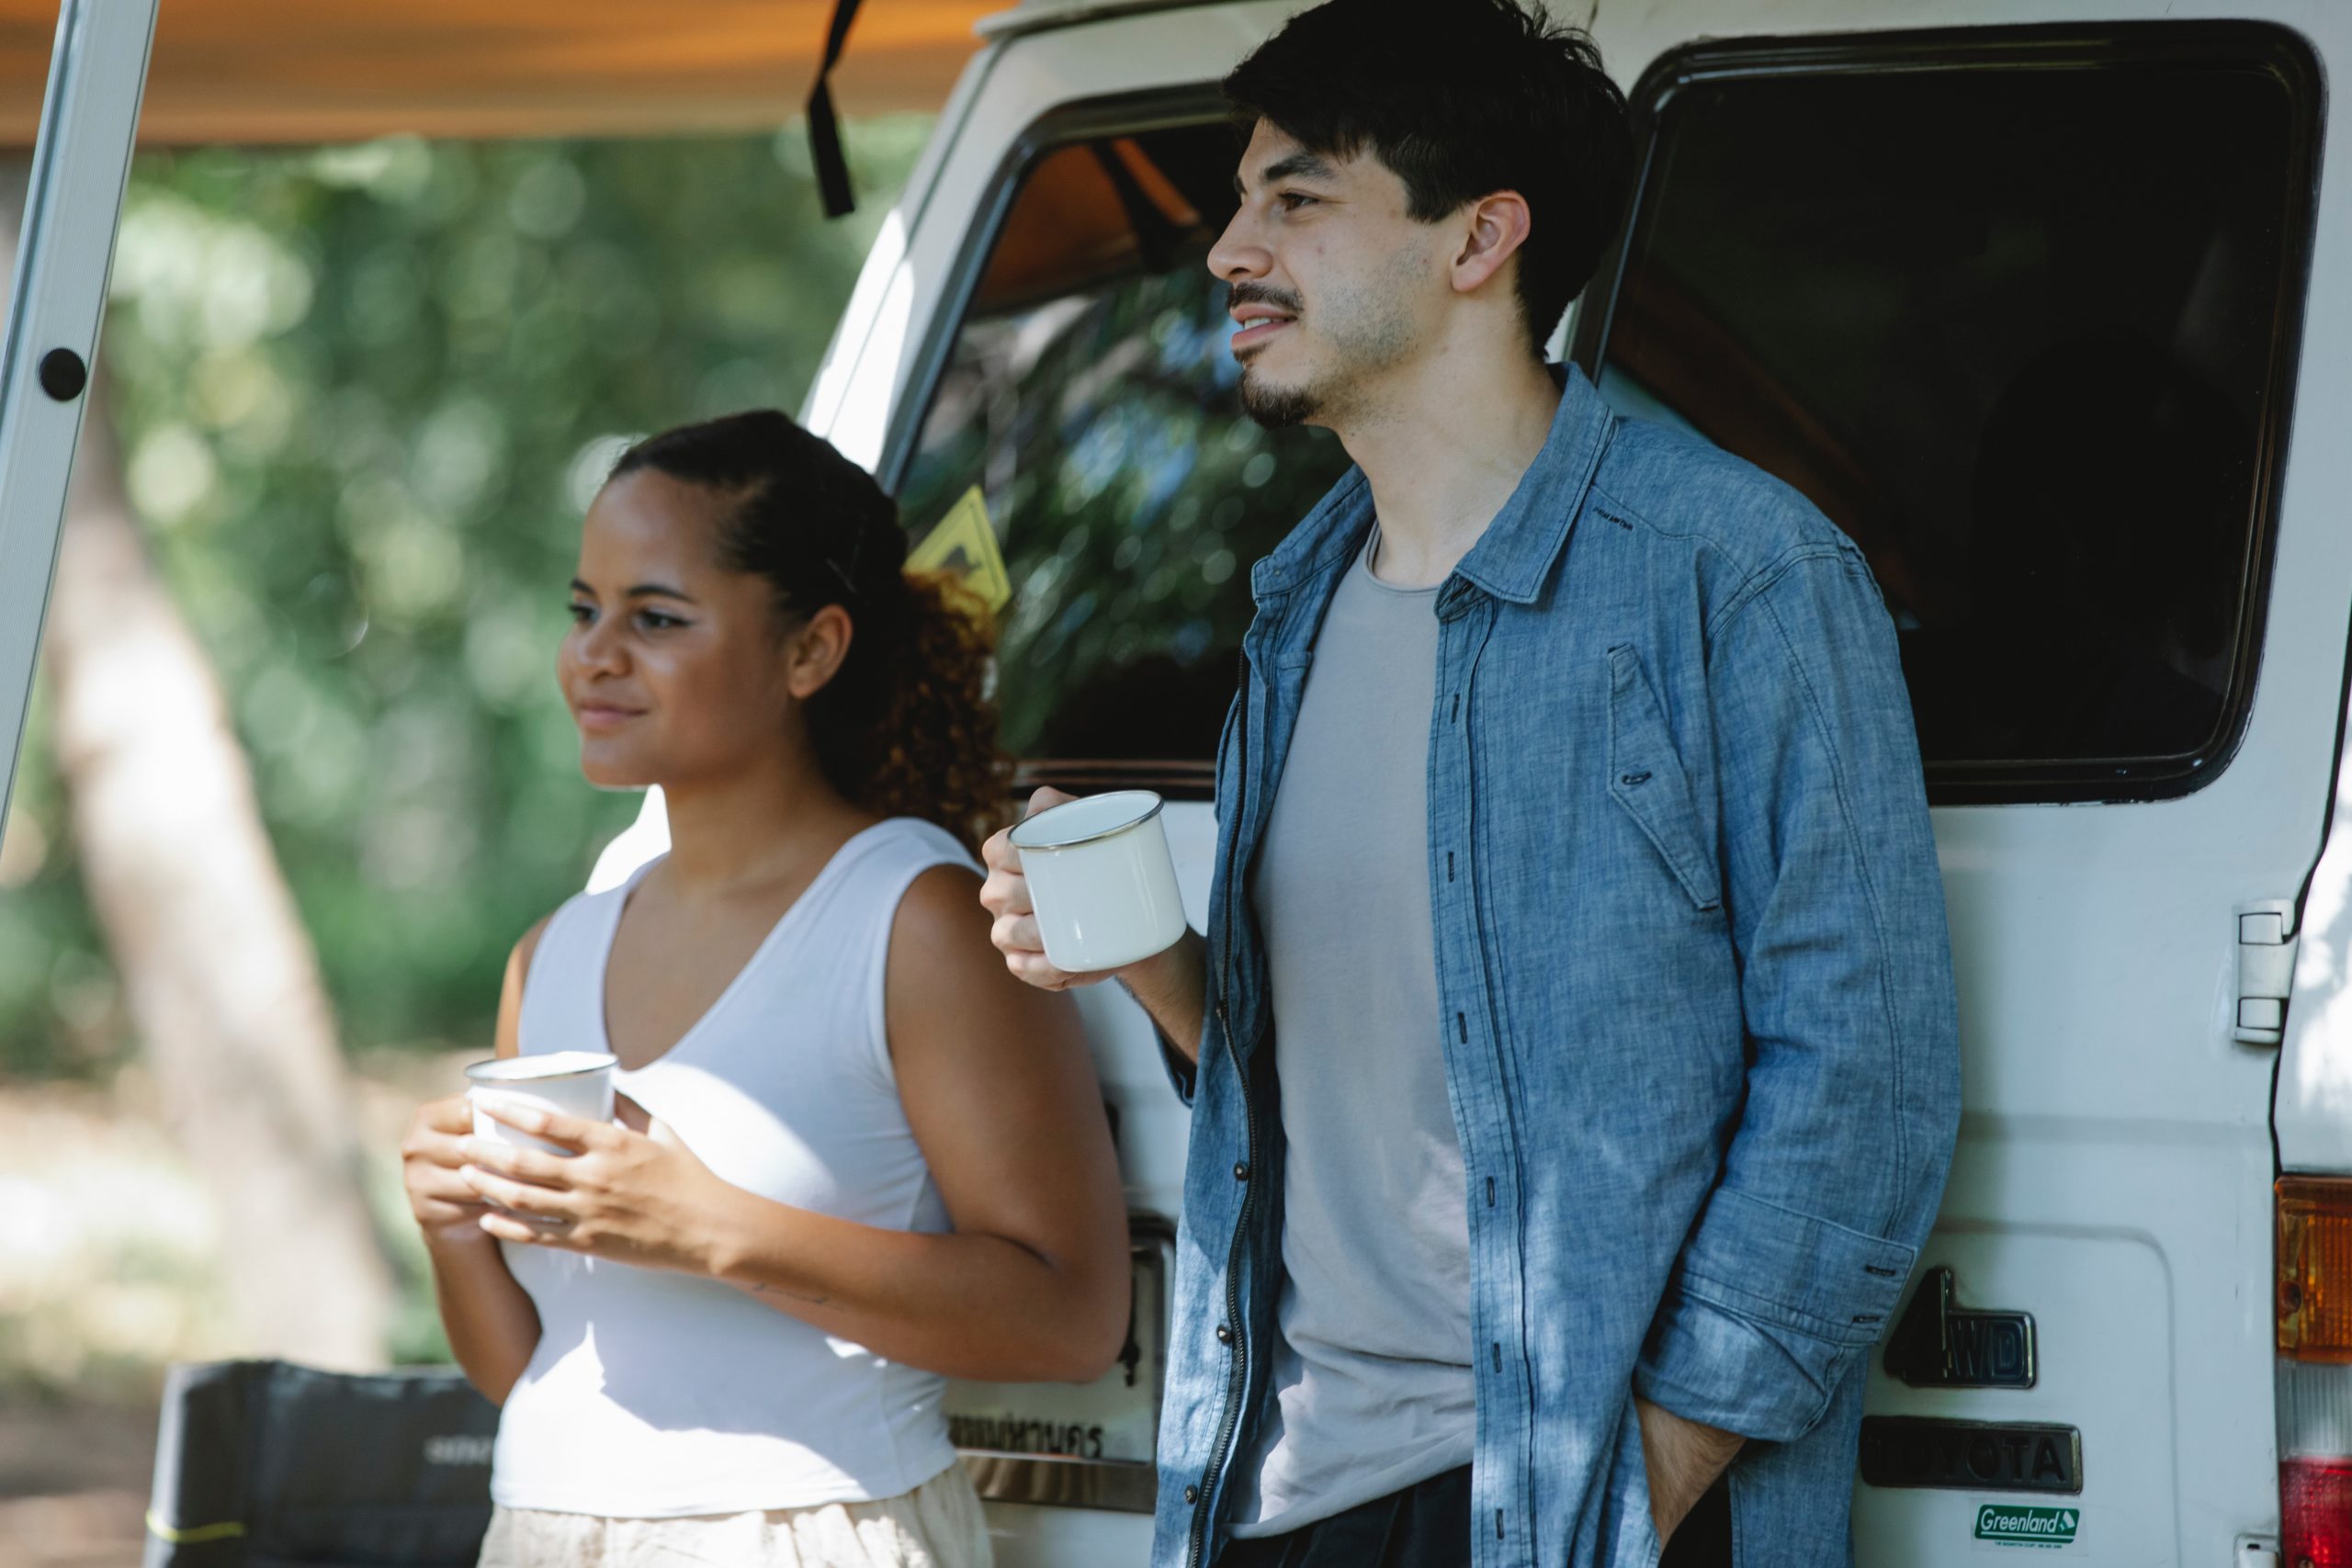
2234 899 2299 1046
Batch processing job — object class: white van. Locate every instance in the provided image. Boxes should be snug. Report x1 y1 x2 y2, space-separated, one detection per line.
2 0 2346 1562
780 3 2351 1563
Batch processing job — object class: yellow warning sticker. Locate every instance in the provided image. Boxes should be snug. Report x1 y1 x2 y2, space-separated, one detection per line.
908 485 1012 614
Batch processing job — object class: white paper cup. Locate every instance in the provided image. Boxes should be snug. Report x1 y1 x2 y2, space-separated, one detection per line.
1008 790 1188 974
465 1051 617 1157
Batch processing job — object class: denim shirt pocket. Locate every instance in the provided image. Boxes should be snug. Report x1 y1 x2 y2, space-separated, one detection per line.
1606 644 1722 914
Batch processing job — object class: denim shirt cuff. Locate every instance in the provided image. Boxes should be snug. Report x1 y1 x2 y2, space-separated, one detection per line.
1634 1187 1917 1443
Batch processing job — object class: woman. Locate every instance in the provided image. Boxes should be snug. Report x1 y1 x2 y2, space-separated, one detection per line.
399 411 1129 1568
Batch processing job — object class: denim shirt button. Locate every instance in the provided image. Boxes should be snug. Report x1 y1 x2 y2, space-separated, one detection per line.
1233 1160 1250 1181
1216 1323 1235 1345
1183 1484 1200 1505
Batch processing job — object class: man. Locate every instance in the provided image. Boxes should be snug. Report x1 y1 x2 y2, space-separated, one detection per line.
979 2 1961 1564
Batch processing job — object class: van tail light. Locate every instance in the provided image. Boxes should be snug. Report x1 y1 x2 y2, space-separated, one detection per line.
2283 1457 2352 1565
2279 1179 2352 1563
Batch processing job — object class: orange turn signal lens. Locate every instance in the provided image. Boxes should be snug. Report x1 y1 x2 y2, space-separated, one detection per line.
2280 1178 2352 1361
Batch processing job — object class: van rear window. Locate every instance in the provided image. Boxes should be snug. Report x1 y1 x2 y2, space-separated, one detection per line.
895 116 1351 795
1580 25 2317 804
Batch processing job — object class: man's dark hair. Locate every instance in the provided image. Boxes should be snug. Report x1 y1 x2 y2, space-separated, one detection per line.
1222 0 1633 355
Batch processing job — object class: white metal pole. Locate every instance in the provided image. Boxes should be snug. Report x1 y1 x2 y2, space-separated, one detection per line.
0 0 160 829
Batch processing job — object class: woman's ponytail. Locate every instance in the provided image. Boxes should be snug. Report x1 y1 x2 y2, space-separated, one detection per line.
612 412 1008 852
806 567 1005 853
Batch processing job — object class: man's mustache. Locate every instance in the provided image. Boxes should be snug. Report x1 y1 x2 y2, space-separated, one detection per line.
1228 283 1305 317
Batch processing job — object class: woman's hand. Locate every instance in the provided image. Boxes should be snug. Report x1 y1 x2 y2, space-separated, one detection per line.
401 1093 495 1248
459 1095 736 1275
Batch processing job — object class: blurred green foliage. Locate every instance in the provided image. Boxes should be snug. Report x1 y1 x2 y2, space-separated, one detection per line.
0 120 929 1072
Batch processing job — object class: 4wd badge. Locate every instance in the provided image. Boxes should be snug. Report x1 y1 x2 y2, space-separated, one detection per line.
1886 1268 2036 1389
1975 1505 2079 1549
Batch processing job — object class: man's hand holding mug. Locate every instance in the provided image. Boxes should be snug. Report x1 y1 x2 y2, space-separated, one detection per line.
981 786 1210 1058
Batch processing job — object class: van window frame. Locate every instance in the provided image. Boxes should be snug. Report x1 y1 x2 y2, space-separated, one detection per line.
878 85 1256 801
877 85 1232 495
1568 21 2323 807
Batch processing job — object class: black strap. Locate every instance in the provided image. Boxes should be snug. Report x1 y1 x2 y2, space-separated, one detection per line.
806 0 864 219
1089 143 1182 275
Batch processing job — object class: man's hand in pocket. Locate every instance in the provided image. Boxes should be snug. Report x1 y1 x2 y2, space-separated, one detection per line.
1636 1395 1744 1542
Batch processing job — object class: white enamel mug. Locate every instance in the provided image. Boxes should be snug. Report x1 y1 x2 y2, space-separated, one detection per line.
1009 790 1189 974
465 1050 617 1157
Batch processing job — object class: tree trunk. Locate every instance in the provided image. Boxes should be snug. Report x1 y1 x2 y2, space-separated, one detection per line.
11 175 393 1370
42 402 396 1372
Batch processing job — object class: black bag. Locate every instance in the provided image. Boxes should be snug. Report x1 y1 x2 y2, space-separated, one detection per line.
143 1360 499 1568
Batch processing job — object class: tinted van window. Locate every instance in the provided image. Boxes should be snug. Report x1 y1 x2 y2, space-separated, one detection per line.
1583 28 2314 801
897 118 1351 791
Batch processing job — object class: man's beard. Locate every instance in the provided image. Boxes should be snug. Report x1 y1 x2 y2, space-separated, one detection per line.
1227 279 1317 429
1229 257 1418 431
1239 365 1318 429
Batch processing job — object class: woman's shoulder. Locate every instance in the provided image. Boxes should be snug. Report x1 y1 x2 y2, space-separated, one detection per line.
843 816 982 881
846 819 985 964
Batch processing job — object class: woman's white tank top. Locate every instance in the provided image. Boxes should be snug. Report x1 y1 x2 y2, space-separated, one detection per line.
490 817 977 1517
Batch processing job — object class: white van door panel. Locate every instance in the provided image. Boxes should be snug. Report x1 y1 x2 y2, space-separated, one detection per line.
0 0 156 827
1577 4 2344 1561
2268 4 2352 1183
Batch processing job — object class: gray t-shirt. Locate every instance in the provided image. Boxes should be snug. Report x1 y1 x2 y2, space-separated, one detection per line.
1227 528 1475 1539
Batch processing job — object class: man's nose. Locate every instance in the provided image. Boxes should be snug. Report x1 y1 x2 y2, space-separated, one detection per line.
1208 205 1271 284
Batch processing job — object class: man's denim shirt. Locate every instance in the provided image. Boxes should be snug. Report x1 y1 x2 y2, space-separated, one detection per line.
1149 367 1962 1568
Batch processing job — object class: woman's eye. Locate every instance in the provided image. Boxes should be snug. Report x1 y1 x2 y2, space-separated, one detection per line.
567 603 594 625
637 611 684 631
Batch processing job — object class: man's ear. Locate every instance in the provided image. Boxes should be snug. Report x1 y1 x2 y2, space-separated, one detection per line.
1452 190 1534 298
785 604 856 700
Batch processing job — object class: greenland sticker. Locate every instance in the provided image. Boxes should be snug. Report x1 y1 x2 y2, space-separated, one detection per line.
1975 1505 2079 1549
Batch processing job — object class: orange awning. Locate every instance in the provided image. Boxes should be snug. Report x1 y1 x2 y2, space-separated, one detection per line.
0 1 1001 147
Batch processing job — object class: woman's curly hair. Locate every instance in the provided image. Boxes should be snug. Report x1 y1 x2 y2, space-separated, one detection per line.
612 412 1007 853
839 568 1004 852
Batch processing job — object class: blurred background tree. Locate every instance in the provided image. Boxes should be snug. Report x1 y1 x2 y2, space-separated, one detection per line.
2 120 927 1080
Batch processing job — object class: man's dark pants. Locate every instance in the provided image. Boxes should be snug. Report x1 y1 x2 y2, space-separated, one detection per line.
1209 1470 1731 1567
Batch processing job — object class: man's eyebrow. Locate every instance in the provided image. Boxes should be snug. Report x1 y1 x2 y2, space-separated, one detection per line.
1235 150 1339 197
571 578 698 604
